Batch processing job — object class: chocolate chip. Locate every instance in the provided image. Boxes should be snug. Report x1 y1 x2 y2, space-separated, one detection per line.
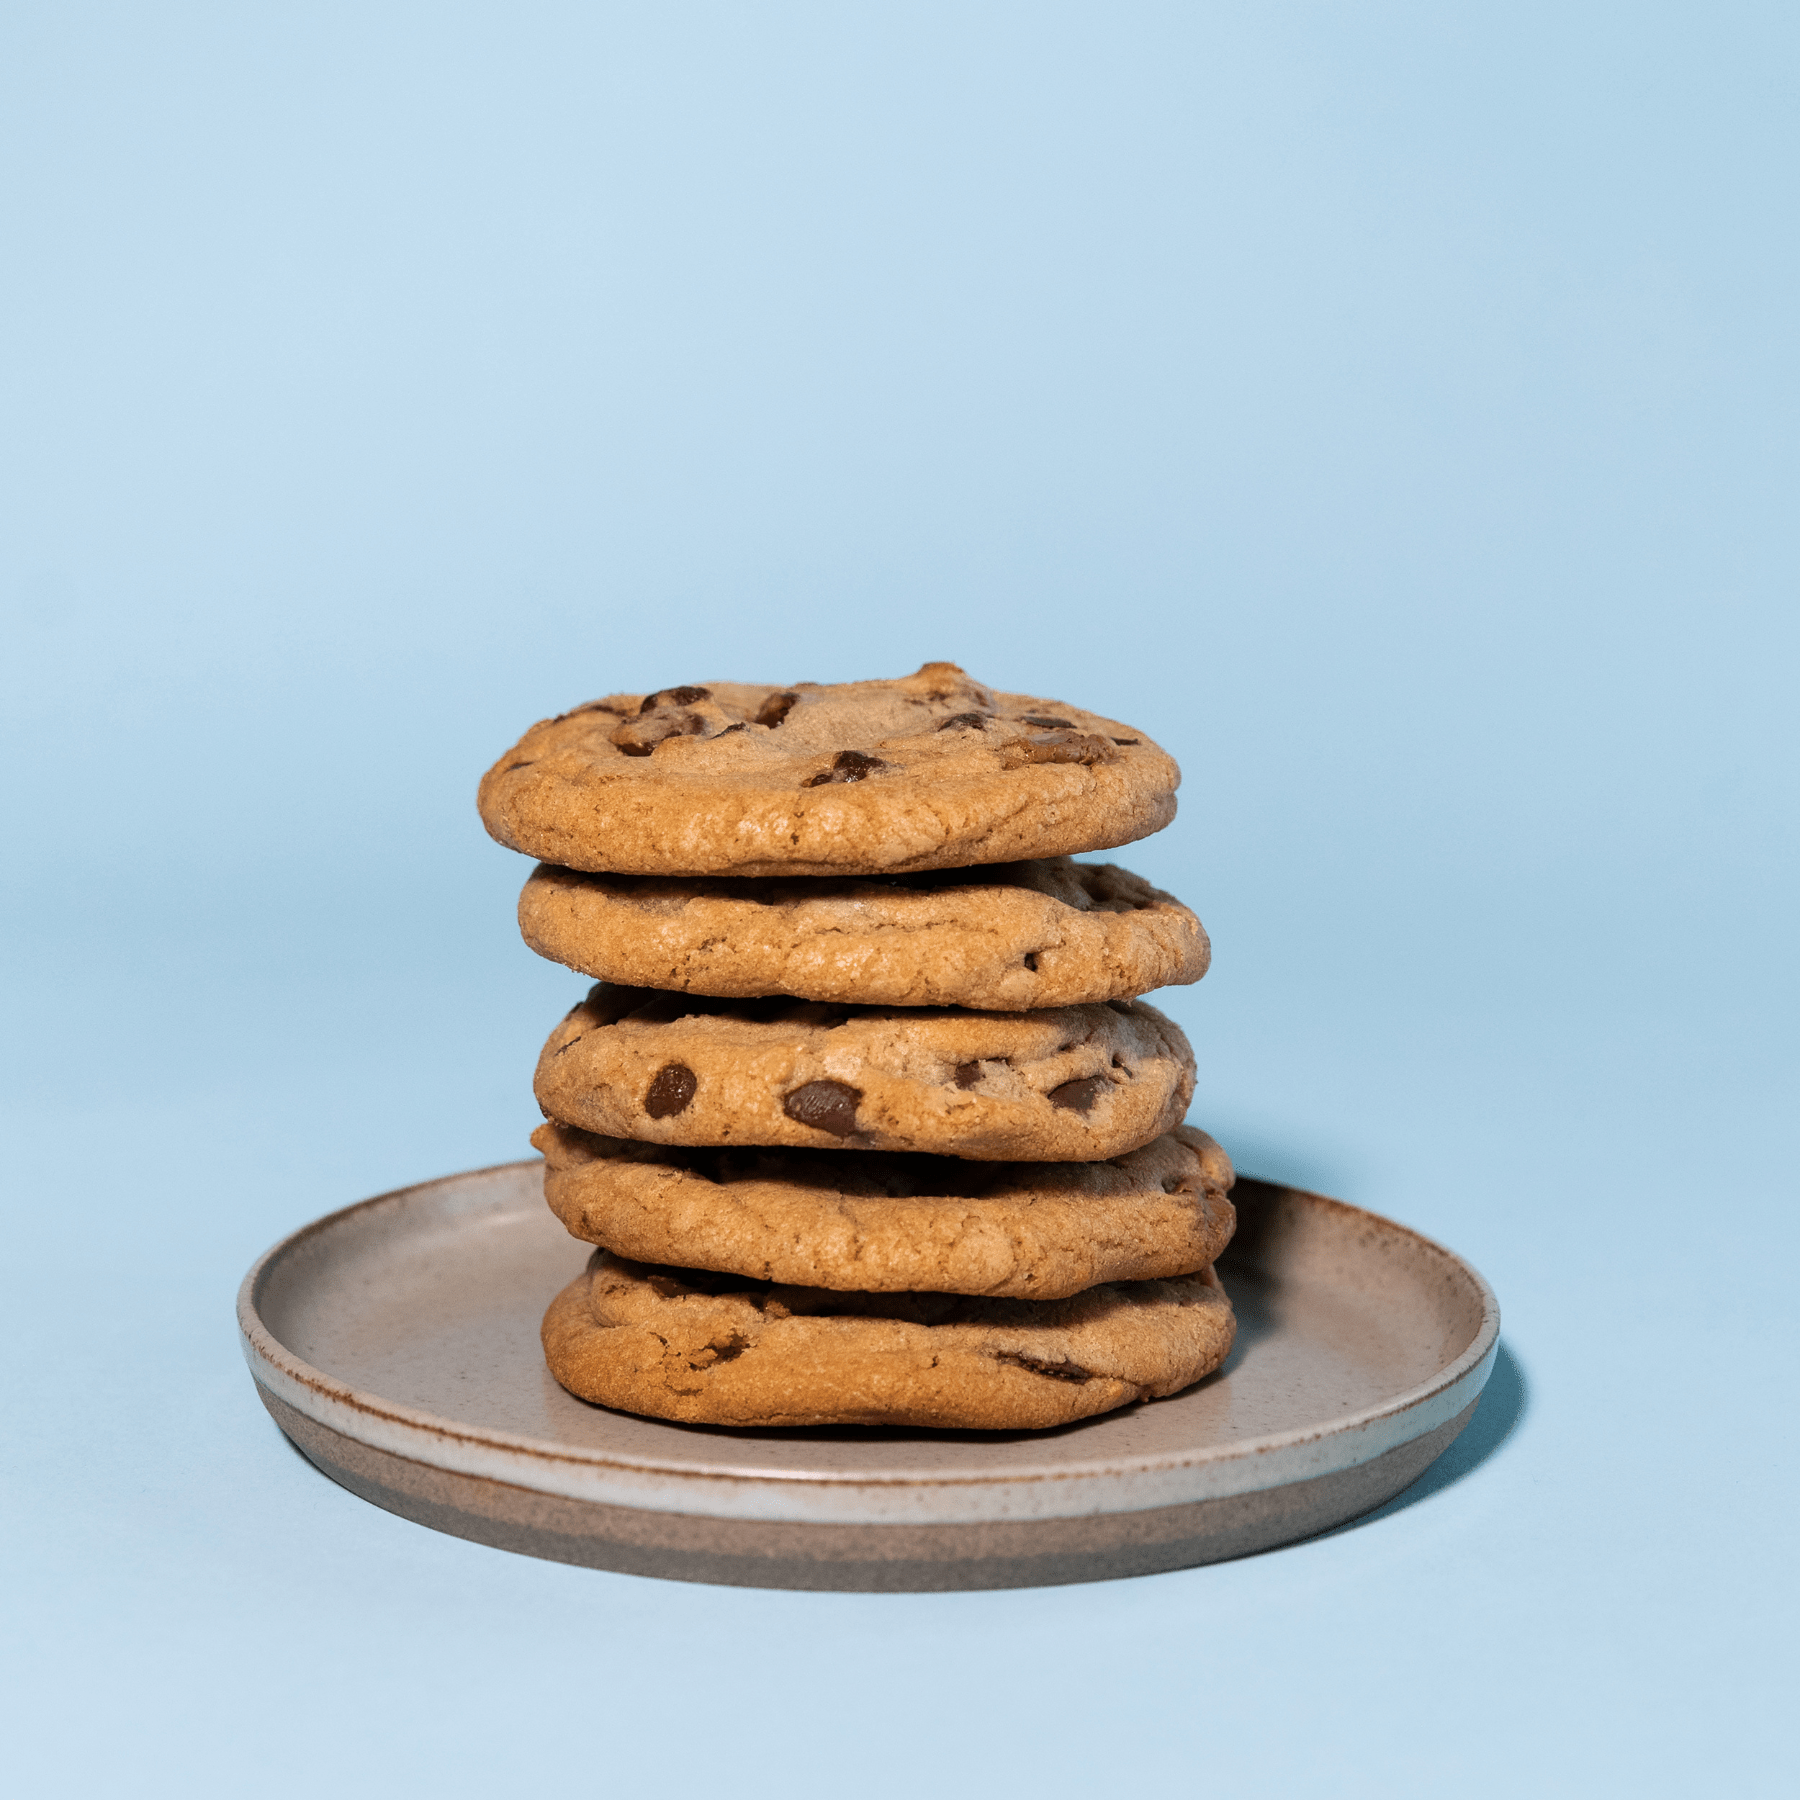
503 759 535 772
644 1063 698 1118
804 749 885 787
639 685 711 713
783 1079 862 1135
1022 952 1040 971
952 1061 983 1089
755 691 799 728
618 742 654 757
1020 714 1073 729
716 721 747 735
1110 736 1140 746
1047 1075 1109 1113
936 712 989 731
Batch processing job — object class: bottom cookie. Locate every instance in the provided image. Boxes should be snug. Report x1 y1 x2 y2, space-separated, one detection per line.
541 1252 1236 1430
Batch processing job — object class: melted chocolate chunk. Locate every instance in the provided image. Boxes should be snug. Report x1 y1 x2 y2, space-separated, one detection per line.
952 1061 983 1089
755 691 799 728
782 1079 862 1136
1007 730 1118 768
644 1063 698 1118
639 685 711 713
1019 714 1073 729
935 712 989 731
804 749 885 787
611 708 715 755
1047 1075 1109 1114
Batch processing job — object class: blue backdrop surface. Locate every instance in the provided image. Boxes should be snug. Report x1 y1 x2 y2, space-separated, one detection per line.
3 4 1794 1795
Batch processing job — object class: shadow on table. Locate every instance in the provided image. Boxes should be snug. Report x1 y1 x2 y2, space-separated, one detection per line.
1314 1338 1530 1541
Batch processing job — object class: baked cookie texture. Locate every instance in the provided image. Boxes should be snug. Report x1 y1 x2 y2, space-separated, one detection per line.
518 857 1210 1010
478 662 1179 877
534 1120 1235 1299
541 1251 1236 1429
534 984 1195 1162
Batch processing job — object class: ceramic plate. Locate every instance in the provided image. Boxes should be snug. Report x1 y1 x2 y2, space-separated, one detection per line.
238 1160 1498 1590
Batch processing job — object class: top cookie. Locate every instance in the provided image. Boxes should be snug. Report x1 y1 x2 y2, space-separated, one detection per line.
477 662 1178 877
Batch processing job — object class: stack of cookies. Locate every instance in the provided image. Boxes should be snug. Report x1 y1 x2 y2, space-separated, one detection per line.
477 662 1237 1431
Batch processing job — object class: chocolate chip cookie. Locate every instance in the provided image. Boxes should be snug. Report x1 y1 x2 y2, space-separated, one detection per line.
534 984 1195 1162
478 662 1179 877
541 1250 1236 1429
534 1119 1234 1299
518 857 1209 1010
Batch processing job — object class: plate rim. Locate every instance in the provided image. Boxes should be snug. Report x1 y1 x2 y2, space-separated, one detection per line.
238 1156 1500 1509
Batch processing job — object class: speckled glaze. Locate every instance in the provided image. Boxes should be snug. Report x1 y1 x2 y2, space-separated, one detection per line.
237 1161 1498 1589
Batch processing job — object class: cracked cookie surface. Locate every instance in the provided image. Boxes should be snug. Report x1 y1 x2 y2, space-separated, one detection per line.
535 1119 1235 1298
478 661 1179 877
518 857 1209 1010
534 984 1195 1162
541 1251 1236 1428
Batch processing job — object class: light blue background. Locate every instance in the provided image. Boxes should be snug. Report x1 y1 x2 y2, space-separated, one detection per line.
3 4 1794 1794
